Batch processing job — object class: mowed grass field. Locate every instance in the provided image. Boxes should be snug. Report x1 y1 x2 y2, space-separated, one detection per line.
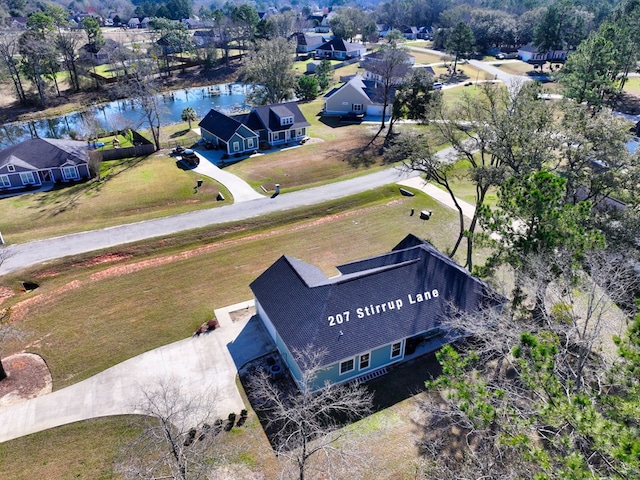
1 154 232 244
0 186 465 479
0 185 462 390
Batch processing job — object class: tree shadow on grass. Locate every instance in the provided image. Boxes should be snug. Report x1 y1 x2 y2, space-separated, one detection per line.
28 155 150 217
170 129 191 138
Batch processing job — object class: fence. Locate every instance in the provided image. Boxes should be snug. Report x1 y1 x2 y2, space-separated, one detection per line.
93 130 155 160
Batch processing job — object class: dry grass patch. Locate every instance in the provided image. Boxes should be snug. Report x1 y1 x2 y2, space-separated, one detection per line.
491 61 536 76
0 187 460 390
226 126 384 191
410 50 444 65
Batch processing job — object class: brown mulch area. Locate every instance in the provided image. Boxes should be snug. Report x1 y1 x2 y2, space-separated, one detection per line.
0 353 52 407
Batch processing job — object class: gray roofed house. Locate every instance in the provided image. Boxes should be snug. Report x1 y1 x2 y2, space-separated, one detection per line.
0 138 93 192
80 38 122 65
250 234 503 390
315 38 366 60
198 109 260 155
323 74 390 117
199 102 310 154
290 32 327 53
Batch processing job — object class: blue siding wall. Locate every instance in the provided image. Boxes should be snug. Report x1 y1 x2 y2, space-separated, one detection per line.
311 339 407 389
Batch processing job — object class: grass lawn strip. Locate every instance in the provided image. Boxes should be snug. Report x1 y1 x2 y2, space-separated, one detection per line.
0 186 461 391
1 154 232 244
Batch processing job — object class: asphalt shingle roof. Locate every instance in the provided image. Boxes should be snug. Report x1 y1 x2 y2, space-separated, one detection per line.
250 235 502 366
0 138 88 172
247 102 310 133
198 109 248 142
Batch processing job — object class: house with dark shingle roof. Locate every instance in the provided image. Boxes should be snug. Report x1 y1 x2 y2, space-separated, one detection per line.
250 234 503 390
315 38 366 60
198 109 259 155
245 102 310 146
0 138 92 191
199 102 310 153
290 32 327 54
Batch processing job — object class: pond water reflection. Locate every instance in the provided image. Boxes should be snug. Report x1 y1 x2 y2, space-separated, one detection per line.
0 83 249 149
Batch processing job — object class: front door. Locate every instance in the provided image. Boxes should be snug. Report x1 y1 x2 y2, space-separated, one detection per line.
40 170 52 182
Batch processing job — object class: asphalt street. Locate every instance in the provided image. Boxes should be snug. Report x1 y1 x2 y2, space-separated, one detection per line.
0 165 425 275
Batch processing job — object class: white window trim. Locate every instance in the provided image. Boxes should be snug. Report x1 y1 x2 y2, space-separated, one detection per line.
62 166 79 180
247 138 254 148
339 357 355 375
20 171 36 185
390 341 403 360
359 352 371 370
353 104 363 112
233 141 240 152
7 164 15 172
0 175 10 187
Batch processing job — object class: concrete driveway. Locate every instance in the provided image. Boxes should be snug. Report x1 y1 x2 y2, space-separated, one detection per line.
0 300 274 443
192 150 264 203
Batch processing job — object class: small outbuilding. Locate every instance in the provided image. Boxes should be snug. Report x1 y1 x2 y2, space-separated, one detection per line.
250 234 503 390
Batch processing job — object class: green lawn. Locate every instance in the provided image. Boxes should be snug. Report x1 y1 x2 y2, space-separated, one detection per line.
623 76 640 94
0 186 466 391
1 154 231 244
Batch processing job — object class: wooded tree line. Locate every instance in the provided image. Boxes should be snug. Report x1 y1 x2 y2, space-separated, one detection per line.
384 63 640 480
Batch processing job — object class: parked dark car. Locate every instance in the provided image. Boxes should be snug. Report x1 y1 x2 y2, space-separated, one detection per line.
181 149 199 167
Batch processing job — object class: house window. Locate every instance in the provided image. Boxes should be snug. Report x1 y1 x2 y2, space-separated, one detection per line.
359 353 370 370
62 166 79 180
20 172 36 185
390 341 402 359
280 116 294 126
353 104 363 112
340 358 355 375
0 175 10 187
247 138 254 148
233 141 240 152
7 165 15 172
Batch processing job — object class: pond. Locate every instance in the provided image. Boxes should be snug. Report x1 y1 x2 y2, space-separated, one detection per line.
0 83 249 149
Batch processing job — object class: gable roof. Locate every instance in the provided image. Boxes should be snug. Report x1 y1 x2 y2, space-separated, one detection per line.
413 65 435 76
290 32 326 47
325 74 388 105
250 235 502 367
245 102 310 133
198 109 257 142
317 37 364 54
0 138 88 172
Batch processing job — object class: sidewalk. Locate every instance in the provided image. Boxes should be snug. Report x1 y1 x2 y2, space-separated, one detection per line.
398 177 476 219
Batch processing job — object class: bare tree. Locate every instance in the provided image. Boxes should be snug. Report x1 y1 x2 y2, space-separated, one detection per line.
116 380 226 480
248 348 373 480
364 42 411 134
0 29 27 104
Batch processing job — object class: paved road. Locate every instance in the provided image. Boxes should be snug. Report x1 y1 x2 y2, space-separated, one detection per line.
0 166 425 276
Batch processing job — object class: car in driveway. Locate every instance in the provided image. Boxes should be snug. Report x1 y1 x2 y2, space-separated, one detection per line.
180 149 200 167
